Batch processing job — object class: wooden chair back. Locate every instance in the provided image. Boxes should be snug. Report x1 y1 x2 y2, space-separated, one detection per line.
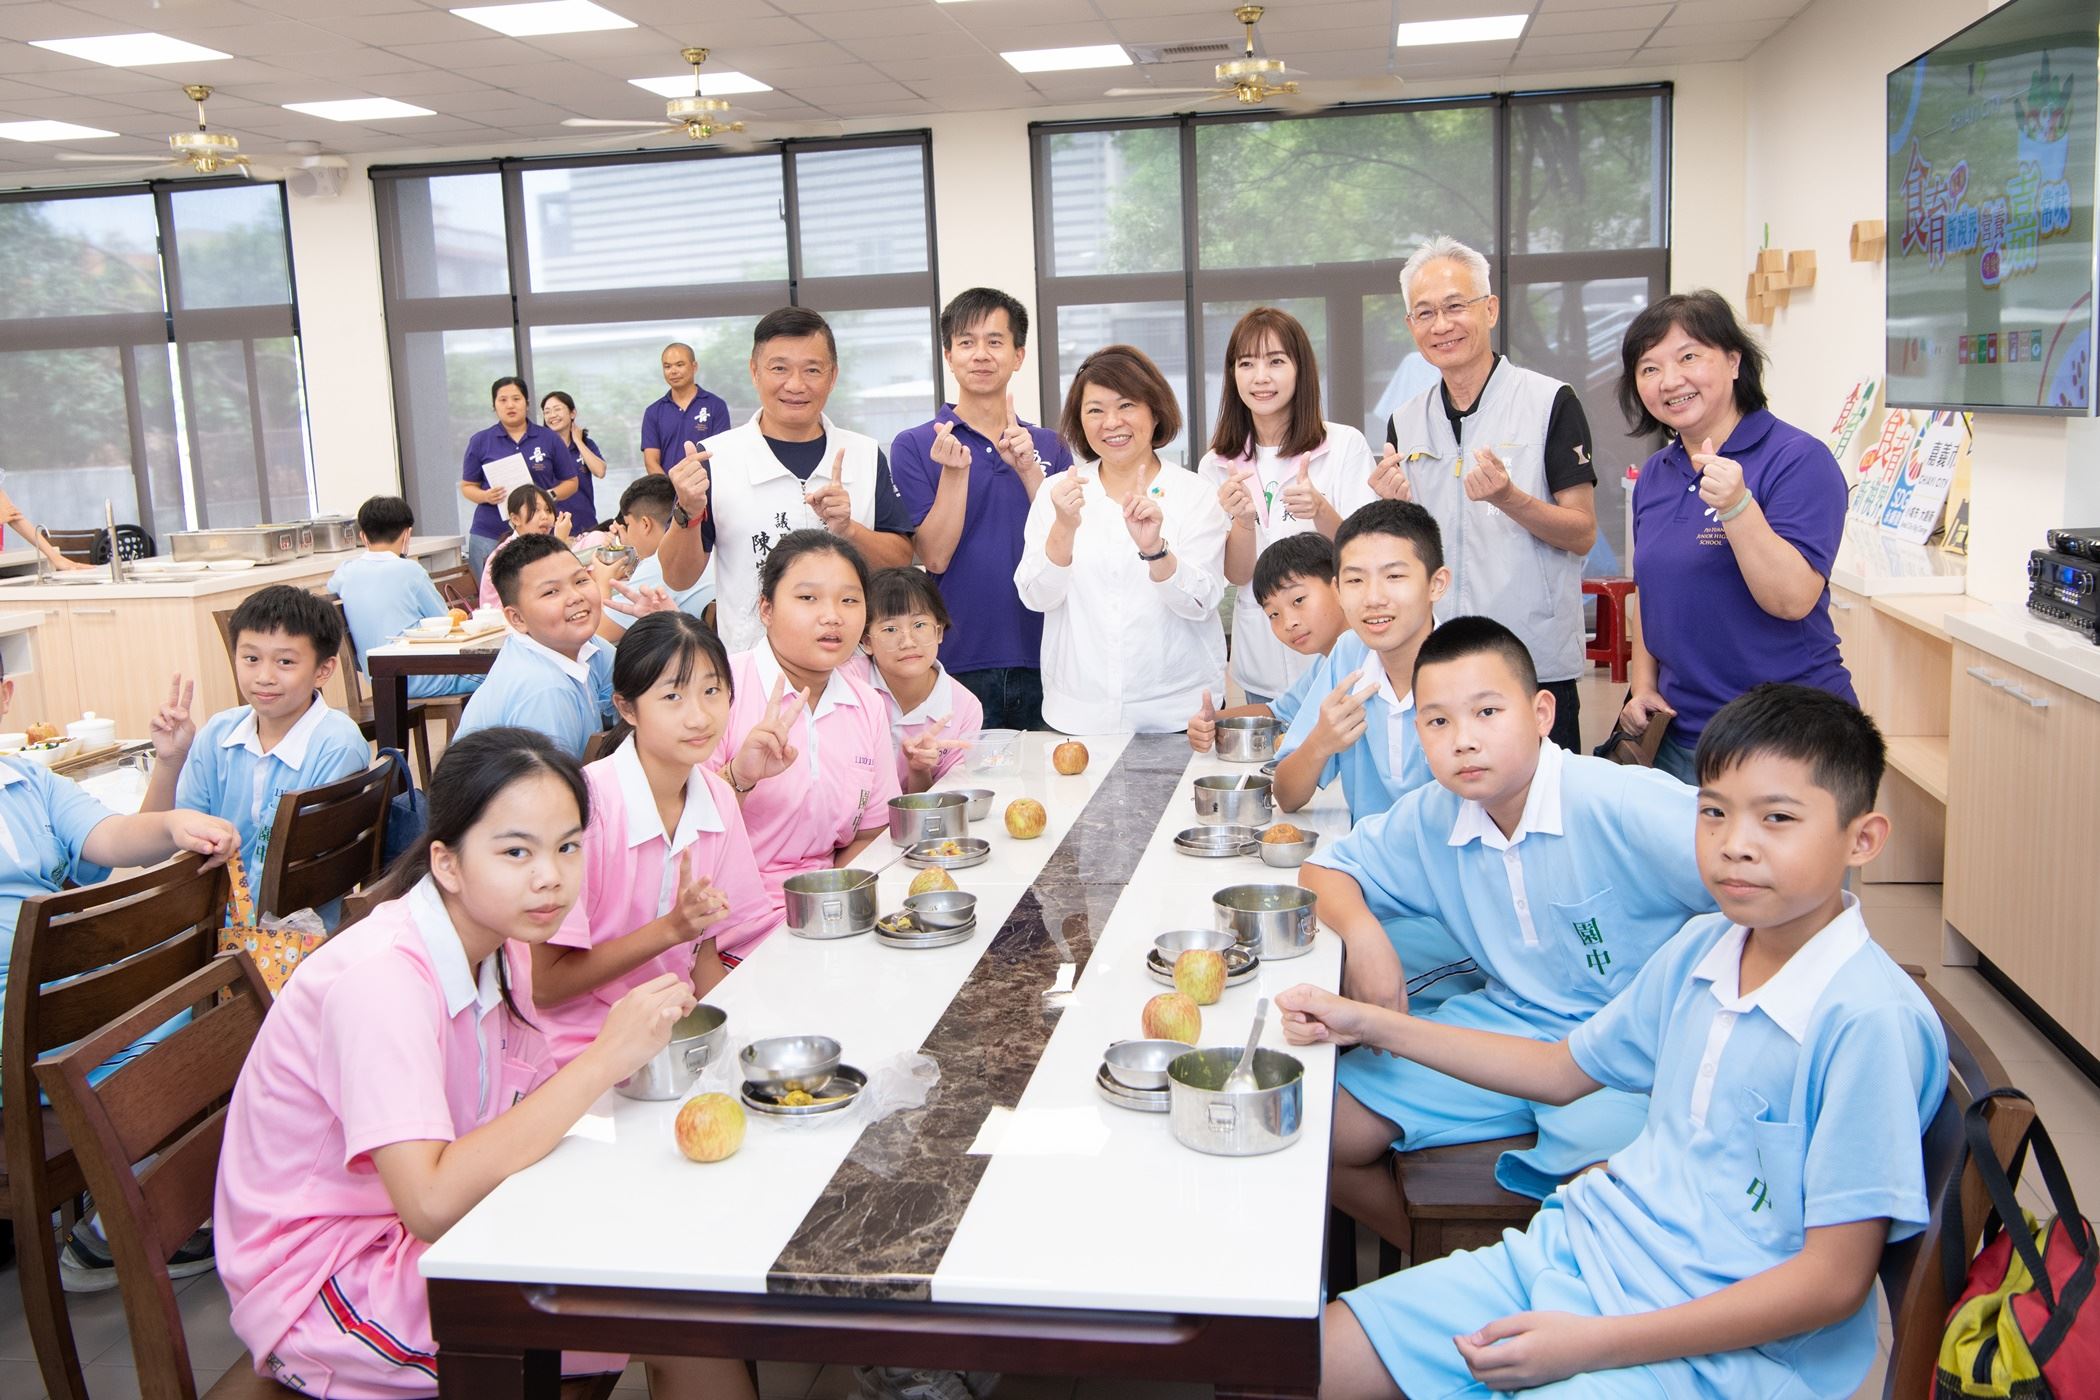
2 853 231 1400
580 726 624 765
255 759 396 920
211 604 242 691
324 595 374 717
1881 968 2033 1399
36 952 274 1399
38 527 104 565
429 563 477 612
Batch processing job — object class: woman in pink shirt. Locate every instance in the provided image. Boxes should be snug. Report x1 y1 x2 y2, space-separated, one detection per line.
213 727 751 1400
534 613 775 1059
857 566 984 792
714 530 901 925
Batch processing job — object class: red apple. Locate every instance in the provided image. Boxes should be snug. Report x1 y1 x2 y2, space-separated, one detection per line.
1174 949 1227 1005
1142 991 1202 1044
674 1092 746 1163
1004 797 1047 839
1052 740 1089 775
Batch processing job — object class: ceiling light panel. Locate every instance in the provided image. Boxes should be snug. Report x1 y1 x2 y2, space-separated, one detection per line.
451 2 636 38
29 33 232 67
0 120 119 142
628 73 772 98
1000 44 1133 74
283 98 436 121
1395 15 1529 46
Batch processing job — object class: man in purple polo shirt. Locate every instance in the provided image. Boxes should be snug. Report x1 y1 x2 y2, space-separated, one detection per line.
891 288 1073 731
640 341 731 474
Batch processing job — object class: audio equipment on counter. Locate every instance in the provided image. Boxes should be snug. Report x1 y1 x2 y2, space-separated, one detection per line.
2028 547 2100 642
2045 527 2100 563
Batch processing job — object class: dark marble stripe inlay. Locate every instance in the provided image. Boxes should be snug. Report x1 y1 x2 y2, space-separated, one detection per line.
765 734 1193 1299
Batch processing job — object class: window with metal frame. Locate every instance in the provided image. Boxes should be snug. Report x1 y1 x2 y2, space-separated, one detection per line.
0 178 315 543
1030 86 1670 572
373 134 941 539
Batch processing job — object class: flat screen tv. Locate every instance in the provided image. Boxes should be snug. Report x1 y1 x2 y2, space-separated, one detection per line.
1886 0 2097 413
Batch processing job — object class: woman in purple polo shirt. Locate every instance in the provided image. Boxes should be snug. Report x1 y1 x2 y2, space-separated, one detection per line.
458 375 578 579
1615 290 1854 782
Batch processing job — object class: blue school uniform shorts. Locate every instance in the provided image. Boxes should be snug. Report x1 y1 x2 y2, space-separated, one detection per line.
1336 989 1647 1198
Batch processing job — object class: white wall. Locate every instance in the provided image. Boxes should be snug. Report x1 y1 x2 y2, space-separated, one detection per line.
284 168 397 516
1743 0 2099 600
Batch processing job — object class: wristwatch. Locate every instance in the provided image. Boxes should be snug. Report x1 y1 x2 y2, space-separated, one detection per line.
1137 543 1170 562
672 502 704 529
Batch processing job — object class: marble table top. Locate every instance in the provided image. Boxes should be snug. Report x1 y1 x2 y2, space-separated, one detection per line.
420 731 1348 1320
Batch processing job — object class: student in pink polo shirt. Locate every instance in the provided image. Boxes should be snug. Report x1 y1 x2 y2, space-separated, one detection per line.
534 613 776 1060
856 567 984 793
213 727 751 1400
713 530 901 924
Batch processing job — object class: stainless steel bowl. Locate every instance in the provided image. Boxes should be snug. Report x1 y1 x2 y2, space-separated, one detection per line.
1212 883 1318 960
1153 928 1240 962
782 869 877 939
739 1035 843 1095
1256 830 1320 868
889 791 969 846
904 836 991 870
1214 716 1281 763
1102 1038 1195 1091
948 788 994 821
1167 1047 1304 1156
1192 774 1274 826
1173 824 1260 858
615 1003 727 1101
905 889 977 929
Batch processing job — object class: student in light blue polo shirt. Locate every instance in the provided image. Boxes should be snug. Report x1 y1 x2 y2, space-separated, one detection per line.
1302 617 1716 1242
327 496 481 700
146 587 371 889
1273 501 1448 824
1186 534 1345 750
596 476 711 642
455 532 614 758
1280 684 1945 1400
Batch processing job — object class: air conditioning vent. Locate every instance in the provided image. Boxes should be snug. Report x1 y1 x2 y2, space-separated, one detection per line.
1129 39 1236 65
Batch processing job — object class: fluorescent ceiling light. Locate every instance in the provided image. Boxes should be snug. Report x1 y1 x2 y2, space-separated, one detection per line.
452 2 635 37
629 72 772 98
1395 15 1527 46
0 120 119 142
284 98 435 121
1001 44 1132 74
29 32 231 67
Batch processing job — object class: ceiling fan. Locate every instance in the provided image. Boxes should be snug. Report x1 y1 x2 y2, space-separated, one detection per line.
1106 5 1404 112
561 46 839 149
54 84 345 181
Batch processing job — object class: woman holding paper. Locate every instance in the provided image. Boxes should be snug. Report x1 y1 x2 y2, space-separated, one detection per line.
459 375 579 578
1615 290 1853 781
1197 307 1375 706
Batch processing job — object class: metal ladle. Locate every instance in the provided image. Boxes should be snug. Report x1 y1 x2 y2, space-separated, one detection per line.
1223 996 1269 1093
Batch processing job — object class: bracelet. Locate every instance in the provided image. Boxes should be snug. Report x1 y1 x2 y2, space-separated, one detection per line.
1137 543 1170 562
1715 489 1755 524
722 761 753 794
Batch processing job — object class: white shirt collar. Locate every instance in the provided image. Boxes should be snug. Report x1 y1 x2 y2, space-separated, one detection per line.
1448 737 1566 851
869 662 955 726
407 876 504 1020
611 735 724 850
510 630 600 686
1353 654 1412 719
751 639 859 720
219 690 333 768
0 759 28 789
1690 893 1870 1043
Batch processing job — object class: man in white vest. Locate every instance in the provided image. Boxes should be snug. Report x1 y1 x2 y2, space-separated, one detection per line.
1371 236 1599 751
657 306 916 654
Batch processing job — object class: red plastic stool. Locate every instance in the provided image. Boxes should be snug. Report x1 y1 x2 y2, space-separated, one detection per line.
1584 577 1636 683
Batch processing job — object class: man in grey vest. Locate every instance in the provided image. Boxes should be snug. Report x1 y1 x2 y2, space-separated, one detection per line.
1370 236 1598 751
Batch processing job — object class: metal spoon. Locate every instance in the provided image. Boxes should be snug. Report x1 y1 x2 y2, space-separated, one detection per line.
1223 996 1269 1093
838 846 910 892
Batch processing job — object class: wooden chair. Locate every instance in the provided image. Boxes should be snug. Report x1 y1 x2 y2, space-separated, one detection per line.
325 597 463 788
1881 968 2032 1398
338 886 385 931
40 525 152 566
2 853 231 1400
430 563 478 612
1388 1132 1541 1270
580 726 623 765
254 759 396 921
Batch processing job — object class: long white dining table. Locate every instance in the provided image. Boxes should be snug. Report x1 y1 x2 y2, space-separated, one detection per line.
419 732 1352 1397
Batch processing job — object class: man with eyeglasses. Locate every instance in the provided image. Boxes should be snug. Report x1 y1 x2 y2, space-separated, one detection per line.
656 306 916 655
1371 235 1599 752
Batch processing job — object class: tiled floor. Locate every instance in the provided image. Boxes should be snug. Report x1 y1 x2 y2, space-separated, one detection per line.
5 880 2095 1399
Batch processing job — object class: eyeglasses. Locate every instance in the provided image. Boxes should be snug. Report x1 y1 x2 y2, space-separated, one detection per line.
870 618 941 646
1405 294 1492 328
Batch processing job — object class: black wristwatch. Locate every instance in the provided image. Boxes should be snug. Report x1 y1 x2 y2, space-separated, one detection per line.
672 503 703 529
1137 543 1169 562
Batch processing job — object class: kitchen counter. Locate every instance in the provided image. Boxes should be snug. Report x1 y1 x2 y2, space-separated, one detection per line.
0 535 458 602
1946 602 2100 706
1829 525 1969 597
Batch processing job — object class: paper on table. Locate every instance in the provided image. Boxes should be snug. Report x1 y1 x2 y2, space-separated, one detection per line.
967 1106 1112 1157
482 451 533 495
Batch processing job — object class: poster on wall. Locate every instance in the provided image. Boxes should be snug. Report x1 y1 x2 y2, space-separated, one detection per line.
1885 0 2097 413
1826 377 1882 464
1849 408 1918 524
1880 409 1967 543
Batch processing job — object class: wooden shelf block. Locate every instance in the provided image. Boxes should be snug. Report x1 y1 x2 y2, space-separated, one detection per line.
1756 246 1787 272
1851 219 1887 262
1787 250 1817 287
1886 735 1951 804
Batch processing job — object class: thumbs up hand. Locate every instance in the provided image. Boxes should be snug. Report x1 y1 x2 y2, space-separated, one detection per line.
1278 453 1323 522
1187 688 1219 753
806 448 854 533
